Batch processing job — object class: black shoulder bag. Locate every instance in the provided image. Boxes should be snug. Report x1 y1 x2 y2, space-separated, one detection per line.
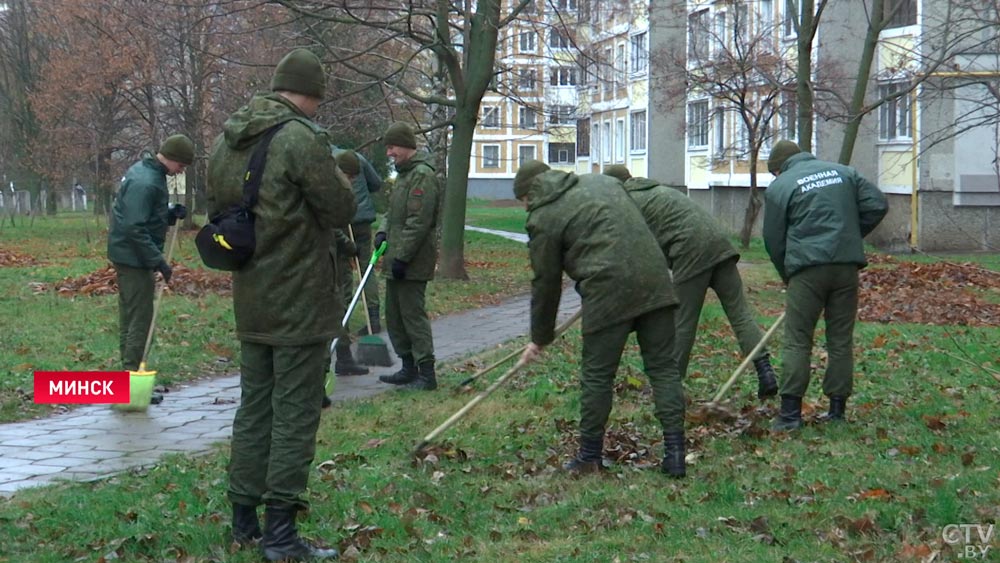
196 123 286 271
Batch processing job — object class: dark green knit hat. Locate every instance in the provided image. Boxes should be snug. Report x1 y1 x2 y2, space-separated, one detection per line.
767 140 802 174
603 165 631 182
158 134 194 165
336 150 360 177
513 160 551 199
270 48 326 99
383 122 417 149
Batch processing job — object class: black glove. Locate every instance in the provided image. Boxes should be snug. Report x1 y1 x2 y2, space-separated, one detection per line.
391 258 408 280
340 238 358 258
373 231 388 250
155 261 173 284
167 203 187 226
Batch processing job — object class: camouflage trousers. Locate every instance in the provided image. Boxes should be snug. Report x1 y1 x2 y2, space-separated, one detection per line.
385 279 434 365
781 264 859 398
228 341 326 510
579 306 685 439
114 263 155 371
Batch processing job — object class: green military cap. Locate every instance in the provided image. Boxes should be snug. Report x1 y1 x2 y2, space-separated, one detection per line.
383 122 417 149
158 134 194 165
270 48 326 99
603 165 631 182
513 160 551 199
767 140 802 174
336 150 360 177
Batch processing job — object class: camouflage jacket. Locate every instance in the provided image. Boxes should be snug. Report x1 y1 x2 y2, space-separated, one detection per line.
380 151 440 280
107 155 169 269
207 93 355 346
525 171 676 345
622 177 739 283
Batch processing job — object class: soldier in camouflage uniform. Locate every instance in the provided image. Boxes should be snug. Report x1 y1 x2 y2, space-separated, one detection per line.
207 48 353 561
763 141 888 430
516 161 687 478
375 122 441 391
603 165 778 401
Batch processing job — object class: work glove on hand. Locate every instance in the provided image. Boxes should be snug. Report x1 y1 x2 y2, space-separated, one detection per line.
373 231 388 250
167 203 187 226
155 261 173 284
391 258 408 280
339 238 358 258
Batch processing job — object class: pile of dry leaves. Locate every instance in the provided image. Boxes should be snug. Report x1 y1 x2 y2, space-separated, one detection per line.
859 255 1000 326
43 264 231 297
0 248 40 267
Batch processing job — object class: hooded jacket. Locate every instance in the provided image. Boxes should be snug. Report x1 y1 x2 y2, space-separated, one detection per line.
622 177 739 283
763 152 888 281
107 154 169 268
524 171 676 345
206 93 355 345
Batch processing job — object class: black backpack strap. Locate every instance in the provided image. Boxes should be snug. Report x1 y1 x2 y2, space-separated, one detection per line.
241 122 288 209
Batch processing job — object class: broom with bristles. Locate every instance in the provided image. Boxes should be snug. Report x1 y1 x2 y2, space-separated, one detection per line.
350 226 393 366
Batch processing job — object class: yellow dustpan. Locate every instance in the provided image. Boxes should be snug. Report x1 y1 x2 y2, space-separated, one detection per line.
112 224 179 412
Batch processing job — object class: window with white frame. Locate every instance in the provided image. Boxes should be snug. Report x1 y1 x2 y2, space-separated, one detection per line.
879 81 912 140
689 9 710 59
518 145 536 167
519 31 536 53
550 105 574 125
884 0 916 29
783 0 797 38
630 33 648 74
616 43 626 86
714 111 726 155
714 11 727 57
577 118 591 156
734 3 749 48
550 29 570 49
550 66 577 86
482 106 500 128
592 122 601 161
687 101 709 148
519 107 537 129
520 0 536 15
482 145 500 168
549 142 576 164
615 118 626 161
602 47 613 89
630 110 647 152
517 69 536 91
759 0 774 36
555 0 577 10
602 121 611 162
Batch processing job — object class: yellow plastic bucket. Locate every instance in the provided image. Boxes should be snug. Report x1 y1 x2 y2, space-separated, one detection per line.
111 368 156 412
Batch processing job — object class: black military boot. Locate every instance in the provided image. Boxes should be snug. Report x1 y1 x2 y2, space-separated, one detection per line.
818 395 848 423
334 346 368 376
772 394 803 431
260 504 339 561
752 354 779 400
356 305 382 336
562 435 604 474
231 503 262 547
379 354 417 385
403 361 437 391
661 431 686 478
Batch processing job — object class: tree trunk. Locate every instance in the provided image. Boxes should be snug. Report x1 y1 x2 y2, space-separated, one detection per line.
796 0 815 151
438 107 477 279
838 0 884 165
740 148 762 248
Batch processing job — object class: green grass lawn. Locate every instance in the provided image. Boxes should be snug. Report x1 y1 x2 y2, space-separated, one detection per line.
2 209 998 562
465 198 528 234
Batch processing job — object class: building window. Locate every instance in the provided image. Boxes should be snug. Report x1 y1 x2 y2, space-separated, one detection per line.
550 105 574 125
519 107 537 129
616 43 626 86
555 0 577 10
734 3 749 47
687 101 709 148
714 111 725 155
615 118 625 161
550 66 577 86
519 31 536 53
688 9 710 59
482 106 500 128
550 29 571 49
520 0 536 15
879 82 912 140
783 0 797 37
758 0 774 36
577 118 591 156
517 69 536 91
630 32 648 74
884 0 916 28
482 145 500 168
518 145 536 167
592 122 601 161
549 142 576 164
602 46 613 89
630 110 647 152
602 121 611 162
714 12 727 57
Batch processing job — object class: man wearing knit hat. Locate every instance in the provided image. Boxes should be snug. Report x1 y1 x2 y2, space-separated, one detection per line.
515 161 688 478
602 165 778 401
107 134 191 385
207 47 353 561
374 121 441 391
764 140 888 431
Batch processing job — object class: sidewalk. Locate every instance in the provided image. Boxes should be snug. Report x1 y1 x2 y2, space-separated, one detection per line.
0 278 579 496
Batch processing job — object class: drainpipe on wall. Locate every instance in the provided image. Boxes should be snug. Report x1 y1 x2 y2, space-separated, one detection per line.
909 88 919 250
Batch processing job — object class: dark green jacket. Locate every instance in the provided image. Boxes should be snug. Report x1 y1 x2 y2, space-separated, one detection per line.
381 151 440 280
525 171 676 345
763 153 888 281
207 93 356 346
107 154 169 269
622 177 739 283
